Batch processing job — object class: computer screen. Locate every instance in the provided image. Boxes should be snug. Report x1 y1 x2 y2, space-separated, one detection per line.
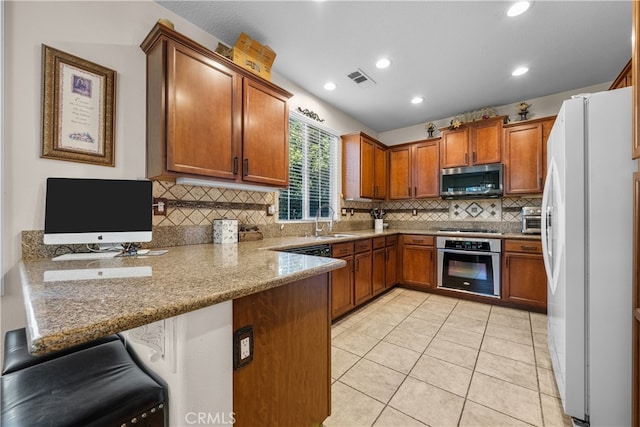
44 178 153 246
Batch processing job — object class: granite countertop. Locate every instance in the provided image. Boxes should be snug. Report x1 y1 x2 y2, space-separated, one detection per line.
20 228 540 354
20 242 345 354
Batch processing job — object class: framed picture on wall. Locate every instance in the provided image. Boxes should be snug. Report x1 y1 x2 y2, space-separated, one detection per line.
41 45 116 166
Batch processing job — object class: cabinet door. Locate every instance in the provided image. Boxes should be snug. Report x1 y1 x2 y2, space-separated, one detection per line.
502 253 547 309
440 128 469 168
374 144 388 200
385 244 397 288
331 256 354 319
166 40 241 179
359 137 375 199
413 140 440 198
504 123 543 194
242 79 289 187
401 245 434 289
471 119 502 165
354 252 372 305
388 146 412 199
372 249 386 295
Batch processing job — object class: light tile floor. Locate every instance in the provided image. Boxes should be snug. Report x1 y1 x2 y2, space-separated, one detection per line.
326 288 573 427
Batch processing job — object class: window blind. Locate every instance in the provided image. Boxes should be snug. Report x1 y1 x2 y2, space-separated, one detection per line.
279 111 338 221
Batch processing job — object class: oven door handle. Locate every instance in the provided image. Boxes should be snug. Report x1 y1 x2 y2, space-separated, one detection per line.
437 248 497 256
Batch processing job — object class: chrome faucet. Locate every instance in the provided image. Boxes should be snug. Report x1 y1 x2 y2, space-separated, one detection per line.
315 203 335 237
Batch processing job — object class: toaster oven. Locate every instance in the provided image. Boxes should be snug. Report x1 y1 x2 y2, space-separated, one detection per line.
521 206 542 234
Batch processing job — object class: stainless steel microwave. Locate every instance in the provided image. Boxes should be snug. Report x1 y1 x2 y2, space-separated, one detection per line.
440 163 503 199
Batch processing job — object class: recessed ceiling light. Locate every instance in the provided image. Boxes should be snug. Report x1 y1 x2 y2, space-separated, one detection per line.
324 82 336 91
512 67 529 76
376 58 391 69
507 1 530 17
411 97 424 104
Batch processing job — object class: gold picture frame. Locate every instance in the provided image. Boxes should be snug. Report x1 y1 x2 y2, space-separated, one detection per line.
41 45 116 166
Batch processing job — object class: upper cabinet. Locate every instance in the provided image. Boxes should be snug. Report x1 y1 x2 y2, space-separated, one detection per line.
610 59 632 90
141 23 292 188
342 132 387 200
503 116 556 195
439 116 504 168
388 138 439 200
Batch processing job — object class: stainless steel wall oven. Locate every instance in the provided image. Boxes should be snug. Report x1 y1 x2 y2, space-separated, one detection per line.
436 236 501 298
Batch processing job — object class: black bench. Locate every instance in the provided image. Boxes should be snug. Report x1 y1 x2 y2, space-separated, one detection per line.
1 328 168 427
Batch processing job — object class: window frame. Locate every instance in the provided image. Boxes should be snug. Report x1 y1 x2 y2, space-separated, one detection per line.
277 110 340 223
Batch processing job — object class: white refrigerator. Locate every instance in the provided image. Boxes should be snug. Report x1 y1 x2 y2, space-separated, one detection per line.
542 87 634 426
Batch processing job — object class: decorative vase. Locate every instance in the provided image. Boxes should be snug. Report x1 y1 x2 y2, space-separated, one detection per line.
374 218 383 232
519 110 529 121
428 130 434 138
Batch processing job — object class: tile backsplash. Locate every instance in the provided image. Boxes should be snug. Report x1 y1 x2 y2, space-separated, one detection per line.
22 180 541 259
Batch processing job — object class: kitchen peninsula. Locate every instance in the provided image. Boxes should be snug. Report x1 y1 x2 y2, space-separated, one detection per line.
19 240 345 426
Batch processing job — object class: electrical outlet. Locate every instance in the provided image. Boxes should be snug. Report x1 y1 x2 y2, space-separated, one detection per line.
153 198 168 216
266 204 275 216
240 337 250 359
412 209 418 216
341 208 347 216
350 208 355 216
233 325 253 370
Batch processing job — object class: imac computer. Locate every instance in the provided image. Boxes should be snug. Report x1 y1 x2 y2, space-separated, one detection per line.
44 178 153 249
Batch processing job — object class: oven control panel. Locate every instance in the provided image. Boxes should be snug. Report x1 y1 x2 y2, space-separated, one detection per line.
444 240 492 251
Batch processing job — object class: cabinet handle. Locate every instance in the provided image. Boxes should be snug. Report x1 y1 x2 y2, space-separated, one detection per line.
465 153 469 164
414 187 417 197
539 177 543 188
233 157 239 175
375 186 378 198
408 187 411 197
414 239 424 243
355 258 360 272
506 257 510 269
429 251 432 260
473 152 477 163
243 159 249 176
520 245 538 251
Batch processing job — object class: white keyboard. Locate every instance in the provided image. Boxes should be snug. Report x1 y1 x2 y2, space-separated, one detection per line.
52 252 120 261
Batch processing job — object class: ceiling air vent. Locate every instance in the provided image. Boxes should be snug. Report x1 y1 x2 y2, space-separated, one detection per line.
347 69 376 89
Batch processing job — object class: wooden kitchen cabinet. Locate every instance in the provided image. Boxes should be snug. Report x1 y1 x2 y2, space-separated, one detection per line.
401 235 435 289
385 235 398 288
372 237 386 296
342 133 387 200
354 239 373 305
610 59 632 90
331 242 355 319
502 239 547 311
141 23 291 187
439 116 504 168
503 116 556 195
233 274 331 426
388 139 440 199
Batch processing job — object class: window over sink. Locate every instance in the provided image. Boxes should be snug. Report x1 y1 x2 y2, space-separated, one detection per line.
278 111 339 221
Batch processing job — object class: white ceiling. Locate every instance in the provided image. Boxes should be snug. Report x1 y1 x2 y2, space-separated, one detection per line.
157 1 631 133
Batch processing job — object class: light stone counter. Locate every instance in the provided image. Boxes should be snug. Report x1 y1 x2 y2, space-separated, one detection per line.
19 229 540 354
20 242 345 354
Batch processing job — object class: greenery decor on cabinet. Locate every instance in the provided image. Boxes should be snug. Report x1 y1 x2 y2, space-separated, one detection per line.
141 23 291 188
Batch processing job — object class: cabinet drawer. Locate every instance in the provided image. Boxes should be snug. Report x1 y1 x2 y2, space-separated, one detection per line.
402 235 434 246
385 235 398 246
372 237 386 249
504 239 542 254
332 242 354 257
354 239 372 254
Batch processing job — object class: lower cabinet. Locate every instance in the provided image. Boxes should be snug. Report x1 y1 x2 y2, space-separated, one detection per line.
372 237 386 296
502 239 547 310
385 235 398 288
401 235 435 289
354 239 373 305
233 274 330 426
331 242 355 319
